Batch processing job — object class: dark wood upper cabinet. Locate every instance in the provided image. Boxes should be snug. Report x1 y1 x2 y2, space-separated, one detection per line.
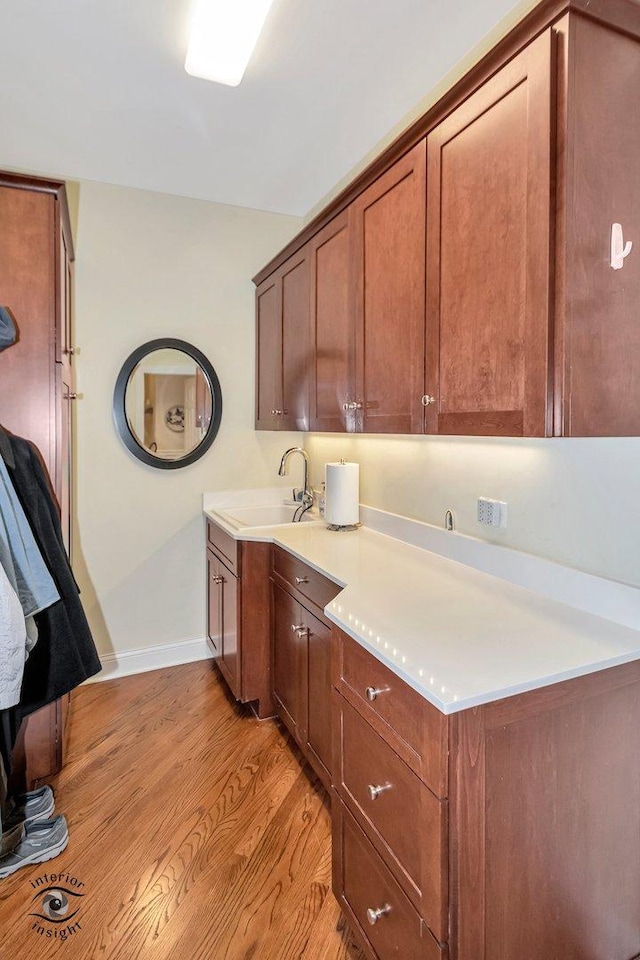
557 13 640 436
426 31 553 438
254 1 640 438
255 275 281 429
308 211 353 432
352 141 426 435
255 248 310 431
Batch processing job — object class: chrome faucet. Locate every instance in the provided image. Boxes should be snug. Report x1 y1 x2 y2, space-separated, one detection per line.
278 447 313 508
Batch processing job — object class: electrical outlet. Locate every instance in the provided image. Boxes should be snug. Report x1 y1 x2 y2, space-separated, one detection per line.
477 497 508 528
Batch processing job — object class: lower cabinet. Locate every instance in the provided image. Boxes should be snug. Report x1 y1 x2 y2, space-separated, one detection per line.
332 626 640 960
333 801 446 960
332 629 448 958
206 519 273 718
207 531 640 959
271 546 340 789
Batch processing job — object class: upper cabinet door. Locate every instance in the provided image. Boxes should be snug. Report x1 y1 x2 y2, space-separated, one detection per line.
352 141 427 434
309 211 354 433
255 249 310 431
280 249 310 431
426 31 554 437
255 275 282 429
560 16 640 436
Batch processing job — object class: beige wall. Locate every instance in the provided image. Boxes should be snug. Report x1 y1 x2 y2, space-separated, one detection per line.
305 434 640 588
73 181 302 658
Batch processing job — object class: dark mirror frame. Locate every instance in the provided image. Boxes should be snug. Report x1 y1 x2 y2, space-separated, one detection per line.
113 338 223 469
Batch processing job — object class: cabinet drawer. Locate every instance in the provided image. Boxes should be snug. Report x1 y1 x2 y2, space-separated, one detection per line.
272 545 341 611
207 519 238 574
336 693 446 940
336 629 448 798
335 801 445 960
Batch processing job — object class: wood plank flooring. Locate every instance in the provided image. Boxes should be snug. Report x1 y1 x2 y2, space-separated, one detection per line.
0 662 367 960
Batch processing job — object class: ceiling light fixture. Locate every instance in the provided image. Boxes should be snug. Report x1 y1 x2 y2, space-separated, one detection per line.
185 0 275 87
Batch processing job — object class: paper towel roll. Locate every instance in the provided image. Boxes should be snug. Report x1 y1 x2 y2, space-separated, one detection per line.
325 461 359 527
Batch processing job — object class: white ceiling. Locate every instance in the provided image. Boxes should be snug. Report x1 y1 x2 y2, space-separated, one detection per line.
0 0 521 217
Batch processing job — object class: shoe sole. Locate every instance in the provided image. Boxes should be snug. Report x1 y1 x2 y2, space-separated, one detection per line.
0 832 69 880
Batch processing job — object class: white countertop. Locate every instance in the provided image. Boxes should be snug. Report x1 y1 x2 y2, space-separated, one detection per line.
203 490 640 715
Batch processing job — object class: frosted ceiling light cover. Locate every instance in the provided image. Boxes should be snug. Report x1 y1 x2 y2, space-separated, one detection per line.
185 0 275 86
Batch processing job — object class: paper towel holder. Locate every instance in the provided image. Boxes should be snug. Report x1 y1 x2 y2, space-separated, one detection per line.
325 458 361 531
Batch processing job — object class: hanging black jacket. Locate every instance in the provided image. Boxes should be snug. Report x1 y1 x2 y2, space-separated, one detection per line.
4 433 101 717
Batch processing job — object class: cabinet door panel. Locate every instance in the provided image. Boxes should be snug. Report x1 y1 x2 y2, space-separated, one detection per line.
426 30 553 437
309 212 353 432
281 251 310 430
207 552 222 656
561 16 640 435
272 583 307 740
255 277 281 429
353 141 426 434
306 607 332 784
219 565 239 698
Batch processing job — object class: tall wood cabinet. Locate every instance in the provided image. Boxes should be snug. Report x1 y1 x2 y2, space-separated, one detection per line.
254 0 640 438
0 171 75 788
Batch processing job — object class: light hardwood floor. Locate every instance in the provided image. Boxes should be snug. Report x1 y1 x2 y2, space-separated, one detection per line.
0 662 367 960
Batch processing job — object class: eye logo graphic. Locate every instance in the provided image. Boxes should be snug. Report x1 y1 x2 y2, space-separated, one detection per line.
28 873 86 941
30 887 83 923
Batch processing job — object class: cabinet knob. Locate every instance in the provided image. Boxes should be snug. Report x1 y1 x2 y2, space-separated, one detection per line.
271 408 283 416
212 575 224 584
365 686 389 702
291 623 308 637
65 346 76 356
67 392 79 400
367 782 392 801
366 904 391 926
294 576 309 585
342 401 363 411
421 395 436 406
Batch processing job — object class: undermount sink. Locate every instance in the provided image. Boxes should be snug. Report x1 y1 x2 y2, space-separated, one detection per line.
213 502 320 529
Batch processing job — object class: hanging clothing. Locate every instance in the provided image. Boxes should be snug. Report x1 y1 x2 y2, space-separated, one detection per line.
0 307 17 352
3 433 101 718
0 456 60 624
0 563 26 711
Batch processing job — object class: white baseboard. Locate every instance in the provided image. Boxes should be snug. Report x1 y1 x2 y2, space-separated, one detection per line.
91 636 213 683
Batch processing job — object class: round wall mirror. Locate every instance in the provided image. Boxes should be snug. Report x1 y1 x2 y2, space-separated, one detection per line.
113 339 222 469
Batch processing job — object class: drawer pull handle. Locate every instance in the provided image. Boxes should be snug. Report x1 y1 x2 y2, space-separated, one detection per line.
295 576 309 584
365 686 389 702
367 782 392 801
366 904 391 926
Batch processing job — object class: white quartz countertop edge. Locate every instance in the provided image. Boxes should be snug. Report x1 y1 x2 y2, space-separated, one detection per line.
203 491 640 716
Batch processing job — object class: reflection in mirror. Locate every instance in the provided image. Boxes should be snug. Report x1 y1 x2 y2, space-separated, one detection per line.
113 339 222 469
124 349 212 461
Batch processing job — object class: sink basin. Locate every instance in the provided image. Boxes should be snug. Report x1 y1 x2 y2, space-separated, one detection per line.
214 503 320 529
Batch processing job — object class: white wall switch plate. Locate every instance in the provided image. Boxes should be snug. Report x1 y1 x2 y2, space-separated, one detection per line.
477 497 508 528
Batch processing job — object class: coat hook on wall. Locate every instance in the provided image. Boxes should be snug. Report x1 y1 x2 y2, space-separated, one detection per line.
611 223 633 270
